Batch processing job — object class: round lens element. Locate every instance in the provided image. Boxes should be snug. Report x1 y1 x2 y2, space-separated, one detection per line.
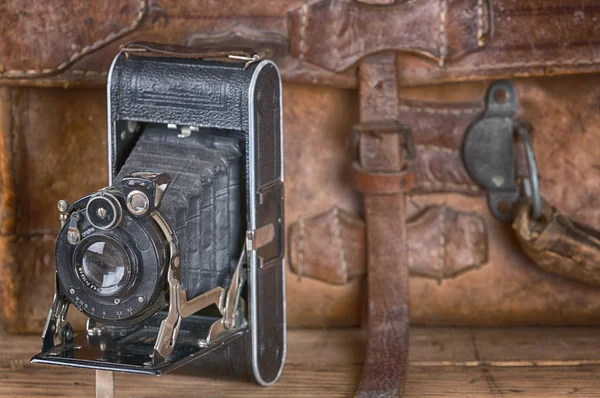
126 190 150 216
75 237 131 296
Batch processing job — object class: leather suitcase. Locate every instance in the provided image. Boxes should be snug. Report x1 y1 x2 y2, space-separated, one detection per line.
1 0 600 395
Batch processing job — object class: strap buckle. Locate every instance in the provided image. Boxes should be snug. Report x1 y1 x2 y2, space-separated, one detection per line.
351 120 416 193
351 120 416 164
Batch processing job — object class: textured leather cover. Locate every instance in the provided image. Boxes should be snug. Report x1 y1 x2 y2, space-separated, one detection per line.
2 1 600 88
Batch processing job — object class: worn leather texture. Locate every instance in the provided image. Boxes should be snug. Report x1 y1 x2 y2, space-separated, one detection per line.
354 53 410 398
0 87 106 333
288 205 488 285
1 1 600 335
514 199 600 287
2 1 600 88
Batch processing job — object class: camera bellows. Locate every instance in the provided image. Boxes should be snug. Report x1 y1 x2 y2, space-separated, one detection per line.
116 126 244 300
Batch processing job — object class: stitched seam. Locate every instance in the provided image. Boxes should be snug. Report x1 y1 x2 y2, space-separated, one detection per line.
405 58 600 74
62 70 109 76
436 205 447 282
0 70 111 79
438 0 447 67
399 104 481 115
0 0 148 78
298 3 309 60
331 207 348 284
417 144 456 154
331 2 341 69
477 0 484 47
297 216 305 281
421 180 480 192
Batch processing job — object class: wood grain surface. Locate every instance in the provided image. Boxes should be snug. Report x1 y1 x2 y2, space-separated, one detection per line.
2 327 600 397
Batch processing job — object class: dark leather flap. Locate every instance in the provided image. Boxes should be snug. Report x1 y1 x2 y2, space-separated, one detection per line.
0 0 146 79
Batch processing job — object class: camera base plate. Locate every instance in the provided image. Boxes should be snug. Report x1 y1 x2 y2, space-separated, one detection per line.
32 312 247 376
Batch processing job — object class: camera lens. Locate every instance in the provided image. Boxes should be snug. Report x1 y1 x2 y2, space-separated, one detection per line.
75 237 132 296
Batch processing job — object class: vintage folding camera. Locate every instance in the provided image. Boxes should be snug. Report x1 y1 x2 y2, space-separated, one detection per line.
32 43 285 385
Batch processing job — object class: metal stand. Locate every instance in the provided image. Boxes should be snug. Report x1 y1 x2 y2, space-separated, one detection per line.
96 370 115 398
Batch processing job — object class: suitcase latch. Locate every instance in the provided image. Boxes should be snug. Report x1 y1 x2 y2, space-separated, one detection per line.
463 81 540 222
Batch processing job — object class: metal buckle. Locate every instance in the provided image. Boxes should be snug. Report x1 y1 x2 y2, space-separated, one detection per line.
352 120 416 163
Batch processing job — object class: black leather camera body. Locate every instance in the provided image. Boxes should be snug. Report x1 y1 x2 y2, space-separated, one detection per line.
32 43 285 385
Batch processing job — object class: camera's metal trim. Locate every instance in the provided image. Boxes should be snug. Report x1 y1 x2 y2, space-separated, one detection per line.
106 54 119 186
152 208 247 359
247 59 286 386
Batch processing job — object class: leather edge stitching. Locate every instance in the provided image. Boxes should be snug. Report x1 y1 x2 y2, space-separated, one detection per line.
436 204 446 283
438 0 447 67
399 104 481 115
0 0 148 78
476 0 484 47
332 207 348 284
298 3 309 61
403 58 600 75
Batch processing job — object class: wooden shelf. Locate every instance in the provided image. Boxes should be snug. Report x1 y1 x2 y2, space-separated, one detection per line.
2 327 600 397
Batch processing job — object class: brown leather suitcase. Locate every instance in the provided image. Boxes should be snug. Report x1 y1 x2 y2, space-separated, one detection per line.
1 0 600 395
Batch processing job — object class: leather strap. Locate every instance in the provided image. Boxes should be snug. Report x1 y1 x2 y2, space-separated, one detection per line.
350 163 415 195
513 198 600 287
354 53 409 397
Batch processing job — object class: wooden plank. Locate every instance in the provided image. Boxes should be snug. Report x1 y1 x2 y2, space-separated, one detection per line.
410 327 600 366
407 367 600 398
2 328 600 397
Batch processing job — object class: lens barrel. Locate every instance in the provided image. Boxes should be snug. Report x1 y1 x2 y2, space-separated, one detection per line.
55 191 168 325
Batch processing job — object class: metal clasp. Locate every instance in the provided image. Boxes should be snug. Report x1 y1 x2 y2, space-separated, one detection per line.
463 81 541 222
